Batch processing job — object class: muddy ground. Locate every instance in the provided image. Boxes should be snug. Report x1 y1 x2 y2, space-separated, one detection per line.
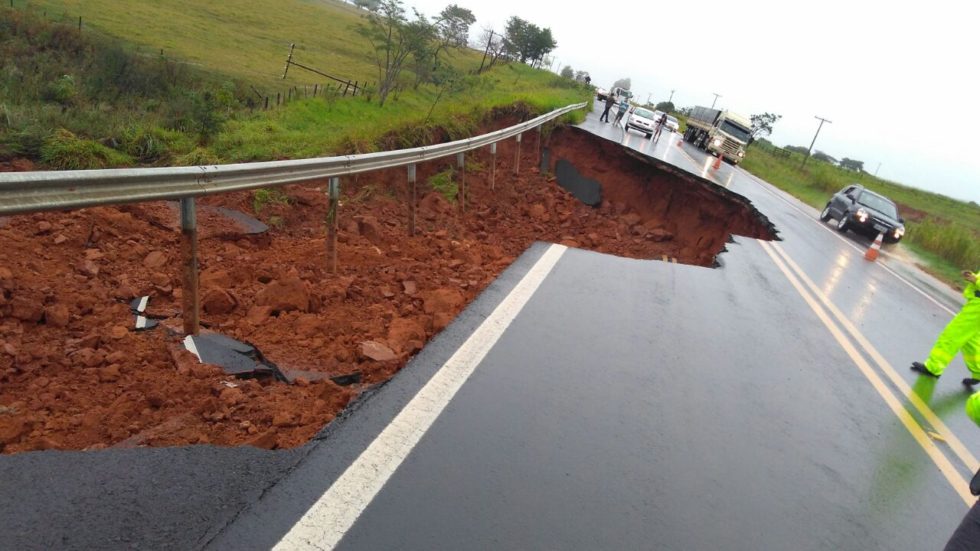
0 123 775 453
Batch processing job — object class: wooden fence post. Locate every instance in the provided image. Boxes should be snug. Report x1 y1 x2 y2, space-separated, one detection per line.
180 198 200 336
326 177 340 274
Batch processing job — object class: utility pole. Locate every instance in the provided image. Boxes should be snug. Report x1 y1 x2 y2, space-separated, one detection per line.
710 92 721 109
801 116 832 169
647 92 652 104
874 162 881 177
669 89 675 103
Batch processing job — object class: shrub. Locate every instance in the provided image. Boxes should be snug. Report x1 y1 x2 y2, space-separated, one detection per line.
39 129 132 169
121 126 172 163
177 147 221 166
40 74 77 106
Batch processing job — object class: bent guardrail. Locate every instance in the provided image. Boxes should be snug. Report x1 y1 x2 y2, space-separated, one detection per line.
0 101 588 334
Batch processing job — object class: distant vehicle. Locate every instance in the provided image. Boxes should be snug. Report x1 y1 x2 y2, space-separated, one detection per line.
820 184 906 243
596 87 609 102
683 106 752 165
625 107 658 138
610 86 633 102
665 115 679 133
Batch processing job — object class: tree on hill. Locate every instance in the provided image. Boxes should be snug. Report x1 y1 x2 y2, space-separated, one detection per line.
431 5 476 69
786 145 810 155
655 101 675 113
750 112 781 140
612 77 631 90
574 70 589 82
502 16 556 64
840 158 865 172
560 65 574 79
357 0 433 106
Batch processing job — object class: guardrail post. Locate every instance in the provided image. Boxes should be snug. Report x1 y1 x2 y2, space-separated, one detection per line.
407 164 417 236
456 152 466 211
537 126 543 170
326 177 340 273
513 133 522 178
180 198 200 336
490 142 497 191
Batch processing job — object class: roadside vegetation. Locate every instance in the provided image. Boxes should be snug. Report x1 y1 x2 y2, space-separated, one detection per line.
742 140 980 287
0 0 588 169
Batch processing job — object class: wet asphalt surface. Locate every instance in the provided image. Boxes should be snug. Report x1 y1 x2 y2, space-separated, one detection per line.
2 102 977 549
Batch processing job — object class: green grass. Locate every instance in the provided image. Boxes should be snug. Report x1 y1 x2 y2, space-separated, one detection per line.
212 64 588 161
2 2 590 168
743 141 980 287
23 0 484 92
427 168 457 203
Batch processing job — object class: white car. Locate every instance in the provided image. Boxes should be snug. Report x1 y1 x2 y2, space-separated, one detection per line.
665 115 679 133
625 107 658 139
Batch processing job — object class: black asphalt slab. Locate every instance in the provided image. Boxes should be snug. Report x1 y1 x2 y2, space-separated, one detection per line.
0 445 305 550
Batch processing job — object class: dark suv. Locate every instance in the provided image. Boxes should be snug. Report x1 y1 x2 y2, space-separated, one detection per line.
820 184 906 243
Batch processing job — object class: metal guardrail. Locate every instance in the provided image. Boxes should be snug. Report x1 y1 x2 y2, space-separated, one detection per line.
0 102 587 216
1 101 588 335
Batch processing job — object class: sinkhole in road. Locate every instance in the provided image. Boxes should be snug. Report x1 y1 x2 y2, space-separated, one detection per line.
543 126 777 266
0 114 778 454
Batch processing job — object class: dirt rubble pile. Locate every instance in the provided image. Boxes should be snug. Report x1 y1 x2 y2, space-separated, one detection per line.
0 124 775 453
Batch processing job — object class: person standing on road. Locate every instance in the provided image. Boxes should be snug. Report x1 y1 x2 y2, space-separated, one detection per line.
910 269 980 386
613 98 630 125
653 112 668 142
599 92 617 123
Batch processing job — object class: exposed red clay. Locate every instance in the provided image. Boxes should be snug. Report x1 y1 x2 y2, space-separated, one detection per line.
0 123 774 454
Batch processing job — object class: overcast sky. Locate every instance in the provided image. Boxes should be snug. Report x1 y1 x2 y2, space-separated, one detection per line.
406 0 980 203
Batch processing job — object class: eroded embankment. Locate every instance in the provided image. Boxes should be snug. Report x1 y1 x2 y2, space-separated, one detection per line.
0 116 775 453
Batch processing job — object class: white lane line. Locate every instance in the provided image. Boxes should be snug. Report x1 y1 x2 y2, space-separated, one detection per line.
274 244 568 551
735 167 958 316
759 241 973 506
768 241 979 474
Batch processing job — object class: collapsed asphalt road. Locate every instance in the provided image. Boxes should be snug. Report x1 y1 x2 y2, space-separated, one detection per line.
2 103 976 549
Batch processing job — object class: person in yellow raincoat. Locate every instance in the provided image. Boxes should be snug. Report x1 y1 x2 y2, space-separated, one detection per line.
911 269 980 386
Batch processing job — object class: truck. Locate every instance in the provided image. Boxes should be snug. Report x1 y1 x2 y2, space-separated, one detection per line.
682 106 753 165
597 85 632 103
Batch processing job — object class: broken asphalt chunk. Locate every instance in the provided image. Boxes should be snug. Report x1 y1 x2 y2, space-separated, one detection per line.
183 333 287 381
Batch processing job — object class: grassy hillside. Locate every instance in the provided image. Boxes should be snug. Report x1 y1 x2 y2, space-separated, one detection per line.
2 1 589 167
743 141 980 285
22 0 479 92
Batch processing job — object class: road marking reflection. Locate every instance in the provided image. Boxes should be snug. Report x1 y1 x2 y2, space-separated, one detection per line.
761 240 975 505
768 241 979 474
760 240 972 504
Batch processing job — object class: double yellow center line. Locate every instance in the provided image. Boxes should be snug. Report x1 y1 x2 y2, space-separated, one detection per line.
759 240 975 505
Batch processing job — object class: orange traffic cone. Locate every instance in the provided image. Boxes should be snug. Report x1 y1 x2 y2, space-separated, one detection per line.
712 153 722 170
864 232 884 261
